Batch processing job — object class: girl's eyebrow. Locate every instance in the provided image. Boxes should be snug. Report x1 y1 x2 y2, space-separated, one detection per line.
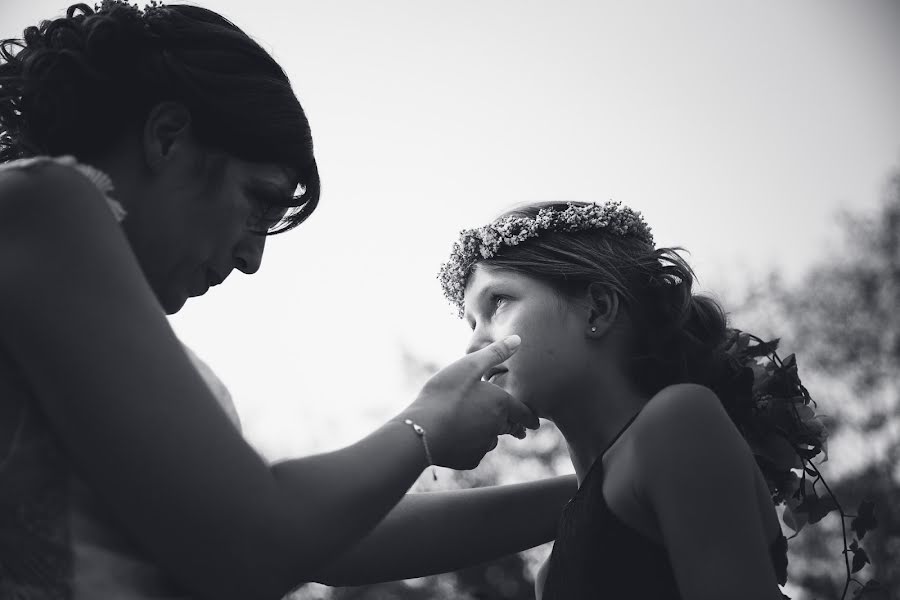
463 281 505 323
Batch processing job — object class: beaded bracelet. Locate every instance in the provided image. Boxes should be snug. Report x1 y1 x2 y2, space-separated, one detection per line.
403 418 438 481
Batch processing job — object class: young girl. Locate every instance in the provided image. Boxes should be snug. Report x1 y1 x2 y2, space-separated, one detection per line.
439 201 796 599
0 3 576 598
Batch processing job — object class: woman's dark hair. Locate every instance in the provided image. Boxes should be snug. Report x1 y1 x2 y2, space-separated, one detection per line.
0 1 318 233
482 201 730 399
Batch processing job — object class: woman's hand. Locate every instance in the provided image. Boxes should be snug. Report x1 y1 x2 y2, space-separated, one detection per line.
400 335 539 470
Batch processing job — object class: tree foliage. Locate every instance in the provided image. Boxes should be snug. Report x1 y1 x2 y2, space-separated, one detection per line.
736 169 900 599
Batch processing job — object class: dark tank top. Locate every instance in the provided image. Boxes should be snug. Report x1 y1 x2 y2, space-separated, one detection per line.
540 410 788 599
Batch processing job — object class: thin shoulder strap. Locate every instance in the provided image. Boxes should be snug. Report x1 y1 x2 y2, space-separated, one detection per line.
599 407 643 458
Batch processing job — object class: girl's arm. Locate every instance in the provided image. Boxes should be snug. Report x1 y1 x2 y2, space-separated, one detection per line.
0 164 524 600
312 475 577 586
634 384 783 600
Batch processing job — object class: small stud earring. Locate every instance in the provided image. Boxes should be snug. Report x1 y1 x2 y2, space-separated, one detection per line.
590 327 597 332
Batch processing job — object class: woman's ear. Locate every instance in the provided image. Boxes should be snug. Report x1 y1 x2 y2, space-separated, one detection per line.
142 102 194 172
586 282 619 338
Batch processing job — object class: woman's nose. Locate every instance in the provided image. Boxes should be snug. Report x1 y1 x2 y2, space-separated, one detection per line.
233 233 266 275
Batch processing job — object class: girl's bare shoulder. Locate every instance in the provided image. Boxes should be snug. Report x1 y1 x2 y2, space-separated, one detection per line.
632 383 756 477
638 384 732 438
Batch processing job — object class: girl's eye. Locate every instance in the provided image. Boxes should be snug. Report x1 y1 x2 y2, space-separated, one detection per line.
467 294 510 331
491 294 509 311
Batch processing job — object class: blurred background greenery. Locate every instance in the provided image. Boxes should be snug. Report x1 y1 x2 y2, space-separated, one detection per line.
290 165 900 600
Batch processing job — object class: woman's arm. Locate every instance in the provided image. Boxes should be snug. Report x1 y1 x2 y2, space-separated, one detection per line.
312 475 577 585
0 165 527 600
634 384 783 600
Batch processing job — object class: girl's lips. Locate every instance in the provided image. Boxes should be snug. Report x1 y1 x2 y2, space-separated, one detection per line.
484 366 508 381
488 371 507 385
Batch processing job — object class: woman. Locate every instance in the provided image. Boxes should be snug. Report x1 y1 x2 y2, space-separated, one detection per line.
0 3 576 599
439 201 795 599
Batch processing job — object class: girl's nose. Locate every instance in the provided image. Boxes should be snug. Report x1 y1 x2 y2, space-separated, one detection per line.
465 326 493 356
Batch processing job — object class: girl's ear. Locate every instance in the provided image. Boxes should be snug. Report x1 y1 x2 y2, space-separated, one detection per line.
586 282 619 338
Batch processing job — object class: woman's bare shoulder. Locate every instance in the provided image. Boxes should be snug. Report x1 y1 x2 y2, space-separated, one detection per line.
0 157 118 233
0 155 96 189
0 158 132 293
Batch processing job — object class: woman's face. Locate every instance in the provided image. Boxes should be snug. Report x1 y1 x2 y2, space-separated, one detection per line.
122 153 296 314
463 264 596 418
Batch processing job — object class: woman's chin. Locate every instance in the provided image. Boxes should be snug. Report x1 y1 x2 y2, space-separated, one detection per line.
160 289 189 315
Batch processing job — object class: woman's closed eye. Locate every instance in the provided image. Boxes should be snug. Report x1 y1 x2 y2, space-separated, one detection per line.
245 182 291 234
247 200 289 234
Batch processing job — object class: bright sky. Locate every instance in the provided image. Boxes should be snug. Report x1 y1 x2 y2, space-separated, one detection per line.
4 0 900 461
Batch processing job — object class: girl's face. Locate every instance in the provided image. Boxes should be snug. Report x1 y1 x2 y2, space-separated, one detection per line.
463 264 596 418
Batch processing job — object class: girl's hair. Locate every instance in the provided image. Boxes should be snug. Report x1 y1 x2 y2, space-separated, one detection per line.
479 201 862 586
0 1 318 234
482 201 730 399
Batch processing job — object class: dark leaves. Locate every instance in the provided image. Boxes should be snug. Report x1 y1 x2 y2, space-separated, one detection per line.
849 540 870 573
724 329 879 590
718 365 755 426
851 500 878 540
782 477 814 533
767 354 800 397
750 338 781 359
807 495 839 525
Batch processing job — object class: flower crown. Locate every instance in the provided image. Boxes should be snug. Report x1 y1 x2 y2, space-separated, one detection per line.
437 201 654 316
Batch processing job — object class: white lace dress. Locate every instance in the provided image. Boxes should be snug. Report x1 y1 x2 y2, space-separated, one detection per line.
0 156 242 599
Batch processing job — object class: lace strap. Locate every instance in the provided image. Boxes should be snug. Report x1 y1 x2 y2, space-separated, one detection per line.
0 155 127 222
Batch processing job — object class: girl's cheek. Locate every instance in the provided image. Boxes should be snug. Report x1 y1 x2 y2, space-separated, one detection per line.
493 311 512 336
